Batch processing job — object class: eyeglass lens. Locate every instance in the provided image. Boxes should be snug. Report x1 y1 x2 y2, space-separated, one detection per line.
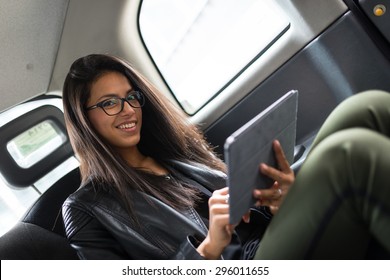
103 92 144 115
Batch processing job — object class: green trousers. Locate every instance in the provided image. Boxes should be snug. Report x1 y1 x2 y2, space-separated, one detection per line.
255 90 390 259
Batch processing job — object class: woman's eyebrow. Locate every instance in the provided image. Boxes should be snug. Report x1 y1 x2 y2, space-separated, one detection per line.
95 93 119 102
96 88 135 101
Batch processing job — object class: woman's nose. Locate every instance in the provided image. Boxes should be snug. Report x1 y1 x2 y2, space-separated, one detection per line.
120 100 136 114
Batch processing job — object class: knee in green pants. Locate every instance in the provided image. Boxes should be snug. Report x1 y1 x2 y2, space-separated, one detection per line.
255 128 390 259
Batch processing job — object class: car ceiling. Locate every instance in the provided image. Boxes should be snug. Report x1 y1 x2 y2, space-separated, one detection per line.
0 0 69 112
0 0 151 112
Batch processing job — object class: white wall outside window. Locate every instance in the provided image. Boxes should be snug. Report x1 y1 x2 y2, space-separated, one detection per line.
139 0 289 114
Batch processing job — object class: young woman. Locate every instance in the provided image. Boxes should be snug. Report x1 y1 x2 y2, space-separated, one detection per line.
62 54 293 260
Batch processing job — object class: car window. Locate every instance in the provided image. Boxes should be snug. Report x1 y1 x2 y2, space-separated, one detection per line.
139 0 290 114
7 120 67 169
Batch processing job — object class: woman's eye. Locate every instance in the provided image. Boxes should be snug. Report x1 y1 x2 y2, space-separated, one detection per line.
126 94 136 101
101 99 118 108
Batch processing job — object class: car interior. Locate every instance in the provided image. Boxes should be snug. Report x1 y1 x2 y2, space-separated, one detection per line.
0 0 389 259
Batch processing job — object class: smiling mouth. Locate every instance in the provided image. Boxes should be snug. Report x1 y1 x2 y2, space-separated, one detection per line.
117 122 136 129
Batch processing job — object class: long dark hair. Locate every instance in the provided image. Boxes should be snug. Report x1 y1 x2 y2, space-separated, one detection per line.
62 54 226 216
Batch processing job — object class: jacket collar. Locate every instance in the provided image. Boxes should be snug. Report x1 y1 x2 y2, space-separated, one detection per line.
167 159 226 192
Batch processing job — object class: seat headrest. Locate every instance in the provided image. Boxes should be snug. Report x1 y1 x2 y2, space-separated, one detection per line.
0 104 73 187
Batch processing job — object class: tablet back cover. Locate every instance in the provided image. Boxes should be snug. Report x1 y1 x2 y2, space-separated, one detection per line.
224 90 298 224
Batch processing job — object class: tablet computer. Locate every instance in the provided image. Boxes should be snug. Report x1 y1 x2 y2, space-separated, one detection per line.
224 90 298 224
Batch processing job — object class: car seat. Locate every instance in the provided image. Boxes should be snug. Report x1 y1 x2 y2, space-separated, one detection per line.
0 103 80 259
0 167 81 259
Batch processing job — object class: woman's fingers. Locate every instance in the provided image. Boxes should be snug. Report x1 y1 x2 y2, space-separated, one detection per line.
209 187 230 207
253 188 282 206
261 163 287 183
273 140 291 172
208 187 232 228
242 211 251 223
202 187 235 258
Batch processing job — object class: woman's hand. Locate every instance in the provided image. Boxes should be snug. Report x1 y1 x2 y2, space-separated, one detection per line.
253 140 294 214
197 187 234 259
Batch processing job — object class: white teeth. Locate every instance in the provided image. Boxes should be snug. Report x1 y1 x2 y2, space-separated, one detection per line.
118 123 135 129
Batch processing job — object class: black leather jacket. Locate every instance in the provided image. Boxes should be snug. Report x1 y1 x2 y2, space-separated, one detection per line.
62 160 243 259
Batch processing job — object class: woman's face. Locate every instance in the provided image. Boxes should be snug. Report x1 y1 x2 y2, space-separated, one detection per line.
86 71 143 156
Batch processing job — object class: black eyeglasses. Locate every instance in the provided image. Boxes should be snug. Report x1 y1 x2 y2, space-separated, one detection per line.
86 91 145 116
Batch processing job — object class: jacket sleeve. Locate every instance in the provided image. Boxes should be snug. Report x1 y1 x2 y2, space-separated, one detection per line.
62 202 128 260
63 199 214 260
170 236 206 260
